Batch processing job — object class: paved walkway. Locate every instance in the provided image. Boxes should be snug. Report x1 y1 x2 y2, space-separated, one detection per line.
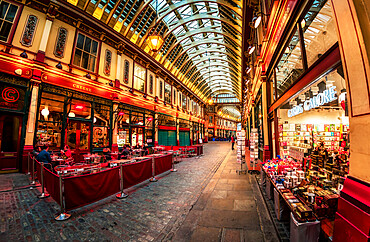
0 142 278 242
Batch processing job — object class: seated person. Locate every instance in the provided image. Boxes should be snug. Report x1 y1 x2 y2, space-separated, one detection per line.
103 148 112 161
32 146 41 157
61 145 72 158
118 145 131 159
36 145 52 164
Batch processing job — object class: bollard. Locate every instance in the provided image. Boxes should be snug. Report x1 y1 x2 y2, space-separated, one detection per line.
149 157 157 182
27 153 30 175
116 164 128 199
170 154 177 172
55 174 71 221
38 163 50 198
30 157 36 185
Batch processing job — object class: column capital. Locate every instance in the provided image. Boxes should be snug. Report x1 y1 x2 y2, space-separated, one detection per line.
30 78 41 86
46 3 59 21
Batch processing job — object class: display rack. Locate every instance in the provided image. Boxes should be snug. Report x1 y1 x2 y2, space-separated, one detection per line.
236 130 247 174
249 128 259 174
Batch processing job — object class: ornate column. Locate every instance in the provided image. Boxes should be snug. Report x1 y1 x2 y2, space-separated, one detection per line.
111 103 119 152
22 79 40 172
36 4 58 62
261 75 270 161
115 43 124 88
176 115 180 146
154 111 159 146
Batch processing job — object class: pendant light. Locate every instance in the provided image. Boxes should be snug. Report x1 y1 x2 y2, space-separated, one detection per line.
146 0 164 52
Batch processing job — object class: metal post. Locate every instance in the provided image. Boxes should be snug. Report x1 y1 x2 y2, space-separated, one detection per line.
116 164 128 199
170 154 177 172
30 157 36 185
38 163 50 198
27 152 30 175
55 174 71 221
149 157 157 182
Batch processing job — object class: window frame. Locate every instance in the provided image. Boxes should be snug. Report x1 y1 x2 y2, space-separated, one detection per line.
71 31 101 73
0 0 22 44
133 62 146 93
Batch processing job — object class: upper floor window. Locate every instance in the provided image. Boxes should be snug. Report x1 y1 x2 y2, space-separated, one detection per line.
164 82 171 103
21 15 38 47
182 94 187 110
73 33 99 72
124 60 129 84
134 63 145 92
0 1 19 43
173 89 176 105
159 80 163 99
149 74 154 94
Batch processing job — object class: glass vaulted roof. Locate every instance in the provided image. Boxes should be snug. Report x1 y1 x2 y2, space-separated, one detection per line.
75 0 243 103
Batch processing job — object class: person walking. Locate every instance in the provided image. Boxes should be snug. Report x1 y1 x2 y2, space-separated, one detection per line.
231 136 235 150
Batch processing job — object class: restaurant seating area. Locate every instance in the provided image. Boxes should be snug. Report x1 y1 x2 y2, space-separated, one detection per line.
27 144 203 220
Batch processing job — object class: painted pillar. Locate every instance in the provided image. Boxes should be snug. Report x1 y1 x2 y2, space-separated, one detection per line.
112 103 118 152
22 80 40 172
330 0 370 241
36 4 58 62
189 118 193 145
261 78 270 161
154 112 158 146
115 52 122 88
176 116 180 146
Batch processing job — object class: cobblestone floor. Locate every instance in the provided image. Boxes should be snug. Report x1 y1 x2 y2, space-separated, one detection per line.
0 142 232 242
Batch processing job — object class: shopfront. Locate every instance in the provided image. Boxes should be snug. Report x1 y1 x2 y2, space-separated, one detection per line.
35 84 112 160
0 74 30 172
192 121 199 144
179 118 190 146
157 113 176 146
277 66 349 172
116 104 154 147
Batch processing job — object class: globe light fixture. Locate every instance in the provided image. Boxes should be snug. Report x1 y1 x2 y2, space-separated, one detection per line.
146 0 164 52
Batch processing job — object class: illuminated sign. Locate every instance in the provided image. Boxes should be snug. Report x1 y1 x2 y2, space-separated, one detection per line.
288 86 337 118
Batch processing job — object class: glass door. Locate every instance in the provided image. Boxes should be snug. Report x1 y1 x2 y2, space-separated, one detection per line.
66 120 91 161
0 115 21 171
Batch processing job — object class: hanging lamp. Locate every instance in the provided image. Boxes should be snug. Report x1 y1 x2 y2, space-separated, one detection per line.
146 0 164 52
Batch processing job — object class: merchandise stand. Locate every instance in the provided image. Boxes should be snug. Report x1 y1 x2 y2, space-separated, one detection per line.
249 128 259 174
236 130 247 174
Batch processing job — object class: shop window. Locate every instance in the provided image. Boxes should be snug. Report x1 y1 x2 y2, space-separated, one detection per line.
93 103 110 148
275 29 303 97
164 82 171 103
182 94 186 110
69 99 91 119
134 63 145 92
302 0 337 67
54 27 68 58
36 92 64 150
131 111 144 126
124 60 129 84
277 67 349 174
73 33 99 72
149 74 153 94
103 49 112 76
159 80 163 99
0 1 19 42
20 15 38 47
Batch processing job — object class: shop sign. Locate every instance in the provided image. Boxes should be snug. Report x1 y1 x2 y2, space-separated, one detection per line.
288 86 337 118
0 84 25 111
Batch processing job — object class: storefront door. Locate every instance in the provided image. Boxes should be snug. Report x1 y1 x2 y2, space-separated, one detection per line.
66 120 91 160
0 115 21 171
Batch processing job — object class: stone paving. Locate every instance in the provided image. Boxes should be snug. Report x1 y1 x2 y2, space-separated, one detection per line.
0 142 234 242
169 147 279 242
